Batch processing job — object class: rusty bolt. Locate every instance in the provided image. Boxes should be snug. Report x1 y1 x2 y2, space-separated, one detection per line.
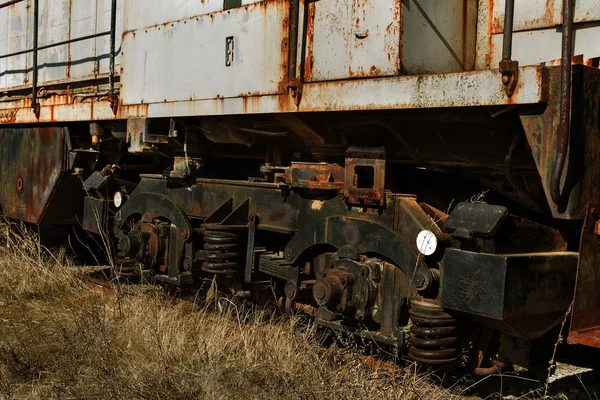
183 257 192 272
501 74 510 85
284 281 297 299
180 228 190 240
16 177 24 193
285 248 294 261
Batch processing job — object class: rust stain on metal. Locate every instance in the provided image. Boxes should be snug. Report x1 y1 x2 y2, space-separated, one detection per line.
0 110 17 124
568 206 600 348
304 3 315 82
285 162 345 190
0 127 67 224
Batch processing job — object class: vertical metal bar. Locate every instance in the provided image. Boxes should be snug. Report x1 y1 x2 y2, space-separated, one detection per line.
501 0 515 61
288 0 299 81
31 0 39 113
109 0 117 93
550 0 574 205
499 0 518 97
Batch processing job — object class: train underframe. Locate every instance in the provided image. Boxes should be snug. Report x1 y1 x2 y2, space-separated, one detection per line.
1 66 600 372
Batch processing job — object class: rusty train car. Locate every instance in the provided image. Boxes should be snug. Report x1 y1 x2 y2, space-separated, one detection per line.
1 0 600 372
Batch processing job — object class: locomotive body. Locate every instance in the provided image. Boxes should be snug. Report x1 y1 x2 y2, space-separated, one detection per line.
1 0 600 370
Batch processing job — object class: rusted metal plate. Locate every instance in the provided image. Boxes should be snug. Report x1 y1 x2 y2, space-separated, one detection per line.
491 0 600 34
0 65 546 124
0 126 68 224
121 1 289 105
144 66 545 116
521 65 600 219
568 206 600 348
305 0 401 82
122 0 265 32
0 0 123 92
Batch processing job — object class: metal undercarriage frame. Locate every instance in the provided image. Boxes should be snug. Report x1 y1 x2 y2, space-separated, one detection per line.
67 149 578 369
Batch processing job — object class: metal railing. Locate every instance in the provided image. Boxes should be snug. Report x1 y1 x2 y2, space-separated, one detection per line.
0 0 117 114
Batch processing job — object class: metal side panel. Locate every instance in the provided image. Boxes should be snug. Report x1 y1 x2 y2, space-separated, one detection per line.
568 206 600 348
305 0 401 82
120 1 289 105
491 0 600 33
69 0 98 79
0 0 122 93
37 0 70 83
123 0 265 32
1 2 29 88
96 0 123 76
0 5 8 89
401 0 478 74
0 126 68 224
489 25 600 67
477 0 600 69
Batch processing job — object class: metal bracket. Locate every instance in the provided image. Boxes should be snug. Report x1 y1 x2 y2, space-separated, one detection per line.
500 59 519 98
343 147 386 207
284 216 432 290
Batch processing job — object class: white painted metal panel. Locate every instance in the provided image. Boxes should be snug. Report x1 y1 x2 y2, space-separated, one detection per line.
121 1 289 105
70 0 97 79
350 0 401 78
141 66 546 118
2 3 29 88
305 0 400 82
96 0 123 75
0 8 7 89
0 0 122 92
489 25 600 67
492 0 600 33
0 66 547 125
38 0 70 83
402 0 478 74
123 0 266 32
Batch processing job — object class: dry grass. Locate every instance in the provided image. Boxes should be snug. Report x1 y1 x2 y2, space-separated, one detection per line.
0 221 468 400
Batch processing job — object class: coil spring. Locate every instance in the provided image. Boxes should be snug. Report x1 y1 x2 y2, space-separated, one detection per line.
408 300 458 365
200 230 239 275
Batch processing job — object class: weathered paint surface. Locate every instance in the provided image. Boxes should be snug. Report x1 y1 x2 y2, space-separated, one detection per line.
0 0 590 123
305 0 401 82
0 65 546 124
121 1 289 105
0 0 123 92
521 66 600 220
401 0 478 74
489 24 600 67
568 206 600 348
305 0 478 81
0 126 67 224
491 0 600 33
477 0 600 69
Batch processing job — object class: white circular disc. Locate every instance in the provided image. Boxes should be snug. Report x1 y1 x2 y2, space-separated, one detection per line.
113 191 123 208
416 230 438 256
